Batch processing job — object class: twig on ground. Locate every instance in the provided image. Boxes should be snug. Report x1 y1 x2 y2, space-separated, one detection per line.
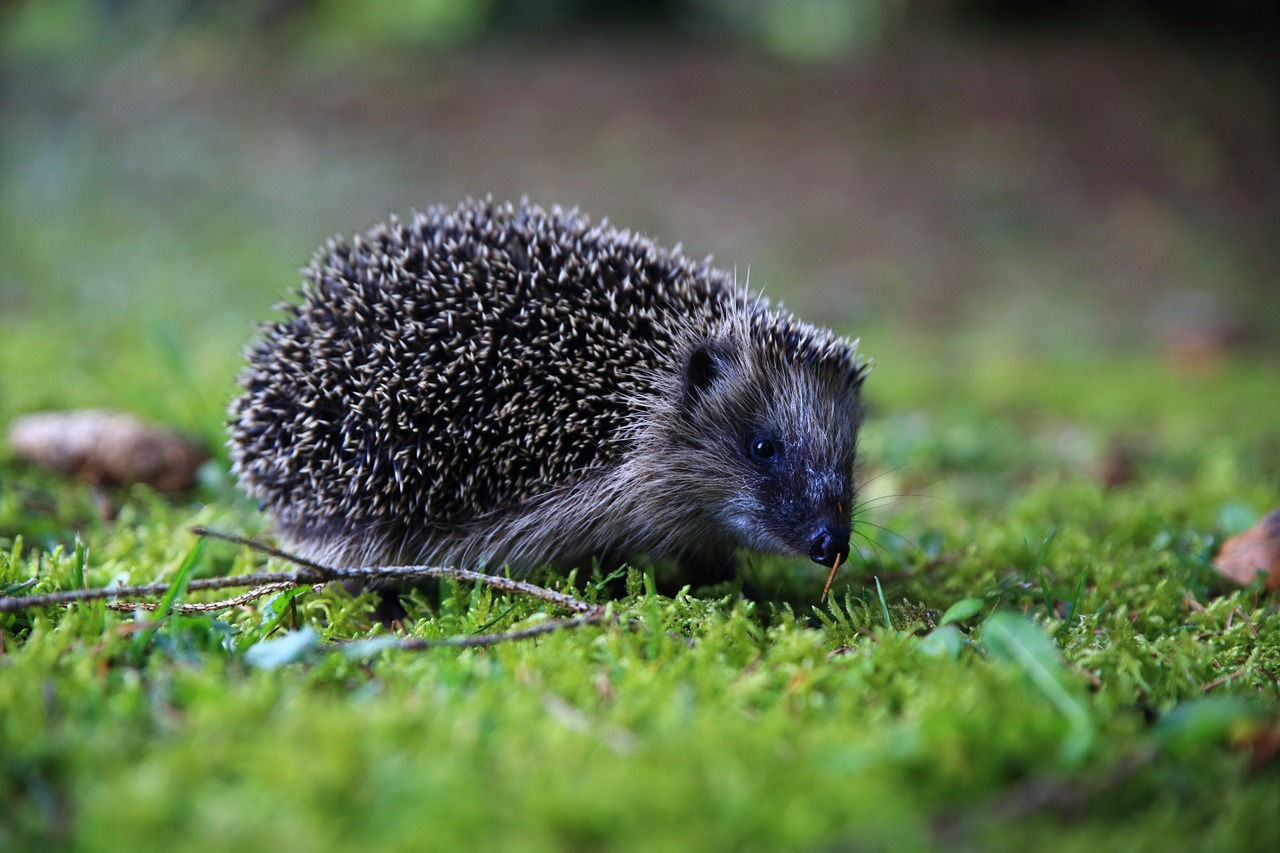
0 527 601 622
931 746 1159 845
329 613 608 652
193 526 599 615
104 582 300 613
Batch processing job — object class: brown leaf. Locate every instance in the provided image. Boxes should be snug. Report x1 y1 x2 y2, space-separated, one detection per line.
7 409 208 492
1097 440 1140 489
1214 509 1280 592
1238 723 1280 773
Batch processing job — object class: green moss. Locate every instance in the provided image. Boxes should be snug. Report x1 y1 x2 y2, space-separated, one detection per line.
2 52 1278 853
4 337 1278 850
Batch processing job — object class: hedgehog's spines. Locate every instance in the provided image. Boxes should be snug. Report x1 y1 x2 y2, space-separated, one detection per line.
229 197 869 573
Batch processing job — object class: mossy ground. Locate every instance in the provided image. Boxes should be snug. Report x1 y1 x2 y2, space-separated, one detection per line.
3 13 1280 852
3 325 1277 852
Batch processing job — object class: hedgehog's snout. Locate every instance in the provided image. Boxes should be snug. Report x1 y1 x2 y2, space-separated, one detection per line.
808 525 849 568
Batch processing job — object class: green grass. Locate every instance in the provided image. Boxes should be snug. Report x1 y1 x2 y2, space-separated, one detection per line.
3 324 1278 851
2 19 1279 850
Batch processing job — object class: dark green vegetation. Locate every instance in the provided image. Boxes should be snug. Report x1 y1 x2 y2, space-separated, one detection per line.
5 333 1280 852
3 6 1280 851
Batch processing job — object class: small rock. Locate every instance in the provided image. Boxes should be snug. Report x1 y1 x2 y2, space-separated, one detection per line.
8 409 207 492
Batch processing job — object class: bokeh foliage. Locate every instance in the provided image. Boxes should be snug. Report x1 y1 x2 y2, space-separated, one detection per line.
2 4 1279 850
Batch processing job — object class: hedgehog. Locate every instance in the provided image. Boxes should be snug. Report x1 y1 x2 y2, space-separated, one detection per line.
229 198 870 585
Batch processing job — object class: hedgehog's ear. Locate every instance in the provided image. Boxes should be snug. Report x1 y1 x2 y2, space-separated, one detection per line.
683 340 731 407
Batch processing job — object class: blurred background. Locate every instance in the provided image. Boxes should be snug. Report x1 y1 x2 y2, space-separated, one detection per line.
1 0 1277 444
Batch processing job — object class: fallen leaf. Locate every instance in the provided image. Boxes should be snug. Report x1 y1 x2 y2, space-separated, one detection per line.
7 409 207 492
1237 723 1280 773
1213 509 1280 592
1097 440 1140 488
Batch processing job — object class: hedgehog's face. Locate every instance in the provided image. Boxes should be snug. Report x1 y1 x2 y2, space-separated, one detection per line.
676 333 866 569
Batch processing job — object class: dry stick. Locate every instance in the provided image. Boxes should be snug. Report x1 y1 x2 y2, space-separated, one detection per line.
191 527 601 616
0 527 601 618
0 531 345 614
329 614 607 652
104 582 298 614
0 574 306 613
932 746 1159 846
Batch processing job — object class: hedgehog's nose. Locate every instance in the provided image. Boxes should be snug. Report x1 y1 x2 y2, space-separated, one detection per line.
809 527 849 568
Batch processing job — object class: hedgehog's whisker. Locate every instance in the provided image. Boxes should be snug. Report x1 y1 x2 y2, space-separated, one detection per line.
852 518 925 559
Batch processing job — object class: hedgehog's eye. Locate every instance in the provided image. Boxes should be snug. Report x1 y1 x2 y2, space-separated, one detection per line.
750 437 778 460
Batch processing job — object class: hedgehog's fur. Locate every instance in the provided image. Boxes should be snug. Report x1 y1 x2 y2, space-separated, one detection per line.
229 198 870 578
